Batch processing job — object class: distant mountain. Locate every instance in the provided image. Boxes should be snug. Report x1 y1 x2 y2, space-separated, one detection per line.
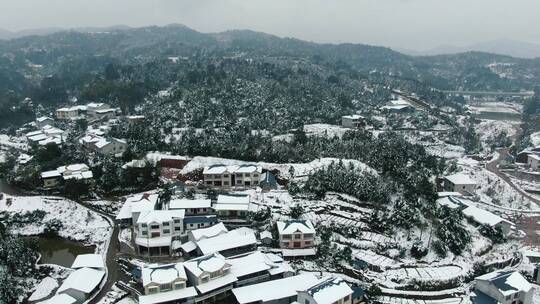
0 25 132 40
397 39 540 59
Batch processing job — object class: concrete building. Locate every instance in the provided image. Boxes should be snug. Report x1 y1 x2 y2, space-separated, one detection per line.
473 270 533 304
138 262 197 304
443 173 477 195
527 154 540 171
203 164 262 188
341 115 365 129
297 277 353 304
277 220 316 249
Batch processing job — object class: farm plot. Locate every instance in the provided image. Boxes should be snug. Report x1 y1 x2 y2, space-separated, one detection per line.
384 265 464 282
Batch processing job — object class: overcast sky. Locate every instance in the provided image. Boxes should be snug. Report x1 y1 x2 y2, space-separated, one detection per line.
1 0 538 50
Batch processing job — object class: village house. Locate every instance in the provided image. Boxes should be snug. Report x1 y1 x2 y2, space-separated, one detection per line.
183 215 219 233
259 171 279 191
380 99 416 113
80 134 127 155
277 219 316 249
126 115 145 125
56 267 105 303
188 222 228 243
232 273 320 304
341 114 365 129
227 251 294 287
115 192 159 226
443 173 477 195
134 209 185 256
40 164 93 188
85 102 111 119
527 154 540 171
473 270 533 304
26 125 66 147
169 198 212 216
71 254 105 270
183 253 238 303
35 116 54 128
297 277 354 304
92 108 117 121
194 227 257 257
203 164 262 188
214 194 253 226
138 262 197 304
56 106 82 120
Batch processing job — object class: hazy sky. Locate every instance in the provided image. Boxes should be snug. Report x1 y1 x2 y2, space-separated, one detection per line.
1 0 539 50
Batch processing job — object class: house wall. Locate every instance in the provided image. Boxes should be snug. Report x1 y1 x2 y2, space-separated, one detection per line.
528 157 539 170
444 180 476 194
144 278 187 294
475 281 531 304
43 177 60 188
136 218 184 247
341 117 362 128
56 110 79 120
203 171 261 188
279 232 315 249
297 291 352 304
98 141 127 155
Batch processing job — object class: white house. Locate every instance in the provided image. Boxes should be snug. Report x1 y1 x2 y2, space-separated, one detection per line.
86 102 111 119
227 251 294 287
203 164 262 188
115 192 159 225
135 210 185 256
184 253 238 302
232 273 320 304
40 164 93 188
380 99 415 113
56 107 81 120
277 219 316 249
56 267 105 303
473 270 533 304
341 115 365 129
36 116 54 128
169 199 212 216
195 227 257 257
527 154 540 171
94 137 127 155
297 277 354 304
138 262 198 304
214 194 253 225
462 204 514 235
443 173 477 195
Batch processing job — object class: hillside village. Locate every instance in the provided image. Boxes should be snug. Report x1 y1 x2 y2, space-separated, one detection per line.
0 82 540 304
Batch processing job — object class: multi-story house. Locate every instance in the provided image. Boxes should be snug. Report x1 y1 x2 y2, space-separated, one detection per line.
86 102 111 118
56 106 81 120
138 263 197 304
169 199 212 216
227 251 294 287
341 115 365 129
115 192 159 226
277 219 316 249
202 164 262 188
135 210 185 256
214 194 252 226
443 173 477 195
473 270 533 304
184 253 238 303
297 277 353 304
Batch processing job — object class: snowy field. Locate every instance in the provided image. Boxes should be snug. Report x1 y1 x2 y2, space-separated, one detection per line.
0 134 28 150
303 123 349 138
531 131 540 147
0 195 112 252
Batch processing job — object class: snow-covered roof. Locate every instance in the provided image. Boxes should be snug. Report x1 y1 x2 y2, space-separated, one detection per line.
115 193 158 220
203 164 262 175
183 253 229 277
303 277 353 304
437 191 463 197
528 154 540 161
227 251 292 279
139 287 198 304
260 230 273 240
189 222 228 241
57 267 105 294
180 241 197 253
462 205 512 227
135 235 172 247
86 102 108 108
277 219 316 235
142 263 187 286
436 196 462 209
216 194 250 207
71 254 104 269
196 228 257 255
196 272 238 294
213 203 250 211
444 173 477 185
476 270 532 296
342 114 364 119
232 273 319 304
41 170 61 179
36 116 53 122
40 294 77 304
169 199 211 210
137 210 185 224
282 248 317 257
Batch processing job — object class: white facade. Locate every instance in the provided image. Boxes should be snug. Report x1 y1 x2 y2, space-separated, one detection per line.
528 154 540 170
341 115 364 129
277 220 316 249
203 164 262 188
443 173 477 195
135 210 185 256
474 270 533 304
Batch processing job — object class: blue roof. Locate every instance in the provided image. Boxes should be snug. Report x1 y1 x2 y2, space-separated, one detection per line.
352 287 365 299
474 290 497 304
184 215 218 224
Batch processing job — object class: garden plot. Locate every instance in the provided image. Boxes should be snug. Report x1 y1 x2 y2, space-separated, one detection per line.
303 123 349 139
377 296 464 304
383 265 463 283
0 195 112 253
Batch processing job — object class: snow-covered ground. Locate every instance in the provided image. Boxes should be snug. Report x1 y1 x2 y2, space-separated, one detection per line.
303 123 349 138
180 156 376 179
27 277 58 302
0 195 112 252
0 134 28 150
476 119 519 151
531 131 540 147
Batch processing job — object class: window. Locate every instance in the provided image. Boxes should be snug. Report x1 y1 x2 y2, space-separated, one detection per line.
305 241 311 245
304 234 314 239
201 276 209 283
224 181 229 186
206 181 212 185
163 222 170 227
151 232 160 238
141 231 148 236
163 229 170 234
224 174 229 178
148 287 158 294
174 227 181 231
160 283 172 291
305 300 310 304
174 282 185 289
344 295 350 301
141 223 147 228
150 224 160 230
282 235 291 240
190 224 194 227
294 234 302 239
174 219 181 224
